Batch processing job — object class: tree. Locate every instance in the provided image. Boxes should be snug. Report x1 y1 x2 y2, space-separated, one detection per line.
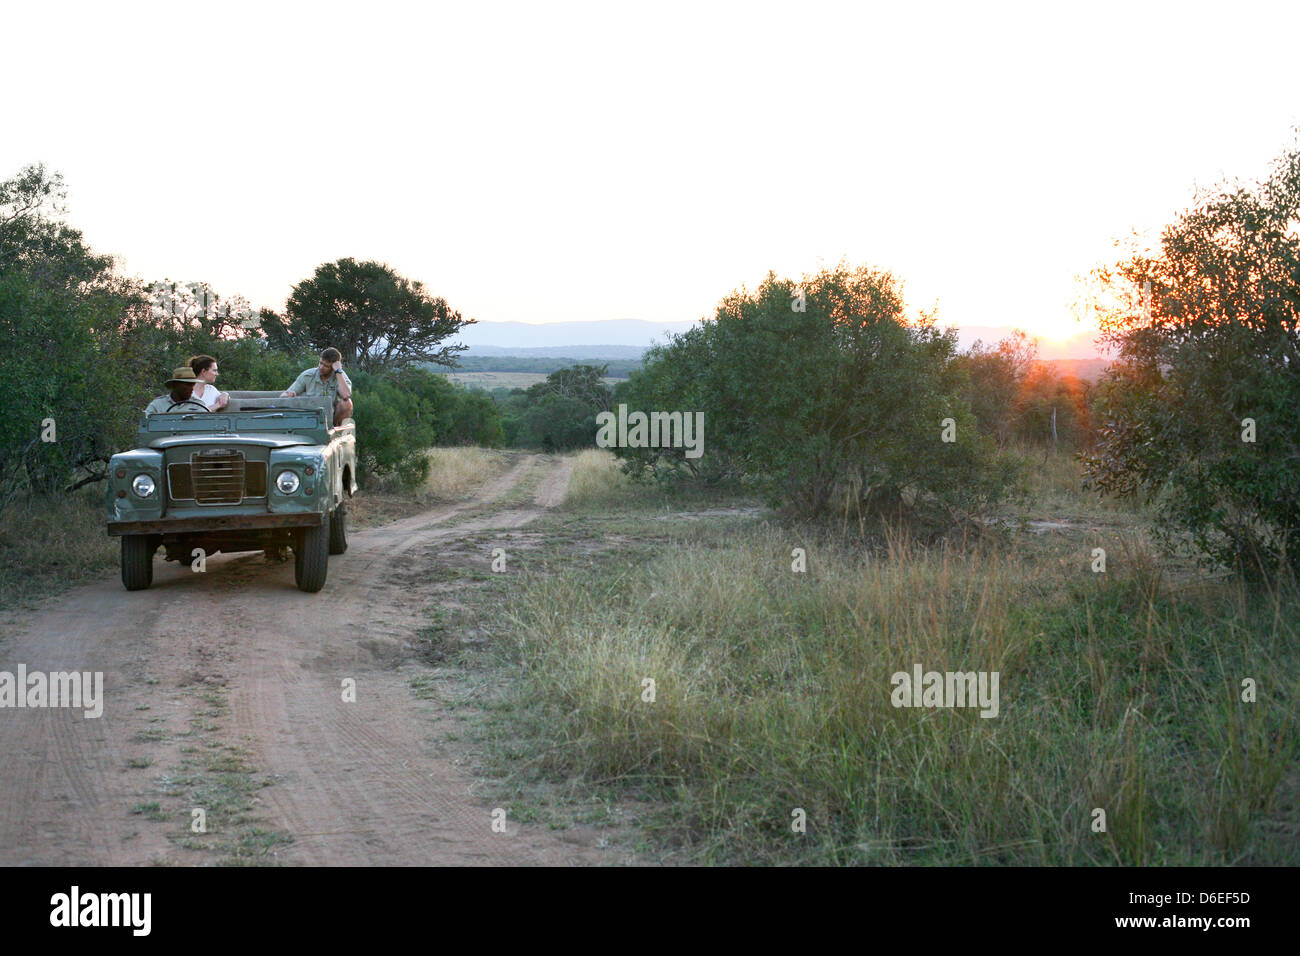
1082 134 1300 575
954 331 1038 447
486 365 613 451
0 163 108 282
143 280 259 340
526 363 613 412
274 258 473 372
520 394 596 452
346 369 439 487
446 390 505 447
613 324 736 482
617 263 1013 522
0 164 144 509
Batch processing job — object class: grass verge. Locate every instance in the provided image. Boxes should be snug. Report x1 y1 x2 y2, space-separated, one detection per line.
450 450 1299 865
349 447 513 529
0 488 116 611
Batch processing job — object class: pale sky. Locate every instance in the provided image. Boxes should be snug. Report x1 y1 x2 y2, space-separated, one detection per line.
5 0 1298 353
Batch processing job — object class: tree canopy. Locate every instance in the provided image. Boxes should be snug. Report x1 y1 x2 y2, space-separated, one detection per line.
615 263 1014 522
273 258 473 372
1083 135 1300 575
0 163 142 507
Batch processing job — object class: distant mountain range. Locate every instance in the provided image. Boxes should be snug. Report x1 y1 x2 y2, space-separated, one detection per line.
460 344 649 360
450 319 698 354
450 319 1110 364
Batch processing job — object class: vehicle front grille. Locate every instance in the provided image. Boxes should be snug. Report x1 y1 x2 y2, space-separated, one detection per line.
193 450 244 504
167 451 266 504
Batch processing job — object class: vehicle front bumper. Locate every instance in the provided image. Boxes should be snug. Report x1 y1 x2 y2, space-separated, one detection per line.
107 513 323 536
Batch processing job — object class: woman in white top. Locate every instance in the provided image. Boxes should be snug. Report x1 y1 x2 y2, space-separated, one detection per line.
188 354 230 411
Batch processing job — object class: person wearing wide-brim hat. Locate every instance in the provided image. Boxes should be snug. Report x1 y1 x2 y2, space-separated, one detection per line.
144 366 212 416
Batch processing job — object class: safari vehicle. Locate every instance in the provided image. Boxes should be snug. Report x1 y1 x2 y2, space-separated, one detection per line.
105 391 358 593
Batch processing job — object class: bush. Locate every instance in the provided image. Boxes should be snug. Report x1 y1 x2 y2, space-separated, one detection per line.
345 367 506 488
1083 136 1300 576
446 390 505 447
518 394 596 451
614 263 1015 524
348 370 438 487
488 366 612 451
952 331 1037 448
612 324 738 484
1013 364 1093 448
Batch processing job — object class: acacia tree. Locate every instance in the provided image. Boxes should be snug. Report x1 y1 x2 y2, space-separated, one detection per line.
1083 135 1300 575
526 363 613 412
273 258 473 372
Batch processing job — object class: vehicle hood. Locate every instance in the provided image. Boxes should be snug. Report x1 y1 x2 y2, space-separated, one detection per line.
146 433 315 450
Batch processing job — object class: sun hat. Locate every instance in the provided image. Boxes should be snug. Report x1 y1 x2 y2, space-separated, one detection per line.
165 366 201 385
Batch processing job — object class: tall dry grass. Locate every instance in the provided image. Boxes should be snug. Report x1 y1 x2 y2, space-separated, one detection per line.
0 488 117 609
1007 442 1136 520
562 449 631 511
422 446 508 500
495 518 1297 864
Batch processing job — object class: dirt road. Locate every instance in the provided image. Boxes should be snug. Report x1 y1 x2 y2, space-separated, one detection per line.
0 453 606 865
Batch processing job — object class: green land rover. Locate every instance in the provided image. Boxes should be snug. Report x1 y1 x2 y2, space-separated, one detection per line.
105 391 358 593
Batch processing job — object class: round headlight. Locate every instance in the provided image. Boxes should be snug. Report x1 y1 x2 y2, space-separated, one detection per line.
131 474 156 498
276 470 300 494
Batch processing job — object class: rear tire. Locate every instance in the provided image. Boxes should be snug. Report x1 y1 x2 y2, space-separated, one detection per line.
121 535 155 591
328 502 348 554
294 512 330 593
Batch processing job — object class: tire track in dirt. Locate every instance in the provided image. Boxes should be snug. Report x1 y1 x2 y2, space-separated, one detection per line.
0 453 597 865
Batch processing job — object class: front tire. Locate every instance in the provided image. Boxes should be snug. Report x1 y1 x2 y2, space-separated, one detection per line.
121 535 155 591
294 512 330 593
328 502 348 554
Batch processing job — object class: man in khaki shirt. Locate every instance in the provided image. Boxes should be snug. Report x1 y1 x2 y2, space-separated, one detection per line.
282 347 354 426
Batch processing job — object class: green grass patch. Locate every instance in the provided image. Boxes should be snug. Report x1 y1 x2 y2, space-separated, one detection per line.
0 487 117 610
130 802 166 821
465 456 1298 865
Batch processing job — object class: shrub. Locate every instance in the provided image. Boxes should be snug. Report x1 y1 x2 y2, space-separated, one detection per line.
519 393 598 452
446 390 505 447
614 263 1015 524
348 370 437 487
1083 136 1300 576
